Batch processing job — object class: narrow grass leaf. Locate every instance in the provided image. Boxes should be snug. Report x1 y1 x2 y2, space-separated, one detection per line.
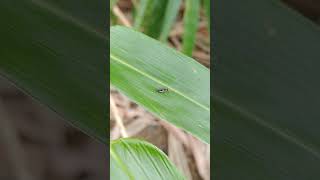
203 0 210 31
182 0 200 56
133 0 149 29
138 0 168 38
159 0 182 42
111 26 210 143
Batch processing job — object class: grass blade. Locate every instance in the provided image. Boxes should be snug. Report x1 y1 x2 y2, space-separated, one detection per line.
159 0 182 42
138 0 168 38
133 0 149 29
182 0 200 56
203 0 210 31
111 26 210 143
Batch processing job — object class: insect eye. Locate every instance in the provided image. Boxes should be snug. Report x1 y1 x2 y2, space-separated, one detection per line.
157 88 168 93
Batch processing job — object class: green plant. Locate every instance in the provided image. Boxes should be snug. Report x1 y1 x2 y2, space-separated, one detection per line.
111 26 209 142
111 0 210 55
0 0 209 179
110 0 210 179
110 26 209 178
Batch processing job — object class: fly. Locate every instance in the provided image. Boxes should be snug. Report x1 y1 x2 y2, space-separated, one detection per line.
157 88 169 93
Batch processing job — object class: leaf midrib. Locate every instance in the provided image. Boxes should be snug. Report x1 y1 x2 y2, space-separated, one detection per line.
110 53 210 111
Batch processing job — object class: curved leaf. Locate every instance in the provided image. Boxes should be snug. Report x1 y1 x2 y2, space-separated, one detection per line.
110 26 210 143
111 138 185 180
0 0 108 143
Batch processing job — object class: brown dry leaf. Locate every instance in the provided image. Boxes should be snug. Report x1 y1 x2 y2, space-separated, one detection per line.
188 135 210 180
168 133 192 180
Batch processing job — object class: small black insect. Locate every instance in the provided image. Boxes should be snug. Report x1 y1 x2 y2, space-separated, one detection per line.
157 88 169 93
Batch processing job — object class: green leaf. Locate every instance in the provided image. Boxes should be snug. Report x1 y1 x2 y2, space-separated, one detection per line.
0 0 108 143
110 26 210 143
159 0 182 42
182 0 200 56
203 0 210 31
133 0 150 29
213 0 320 179
111 138 185 180
137 0 169 38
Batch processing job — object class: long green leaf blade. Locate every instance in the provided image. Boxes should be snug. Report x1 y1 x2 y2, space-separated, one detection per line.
111 138 185 180
0 0 108 143
203 0 210 31
110 26 210 143
182 0 200 56
159 0 182 42
133 0 150 29
138 0 169 38
213 0 320 179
